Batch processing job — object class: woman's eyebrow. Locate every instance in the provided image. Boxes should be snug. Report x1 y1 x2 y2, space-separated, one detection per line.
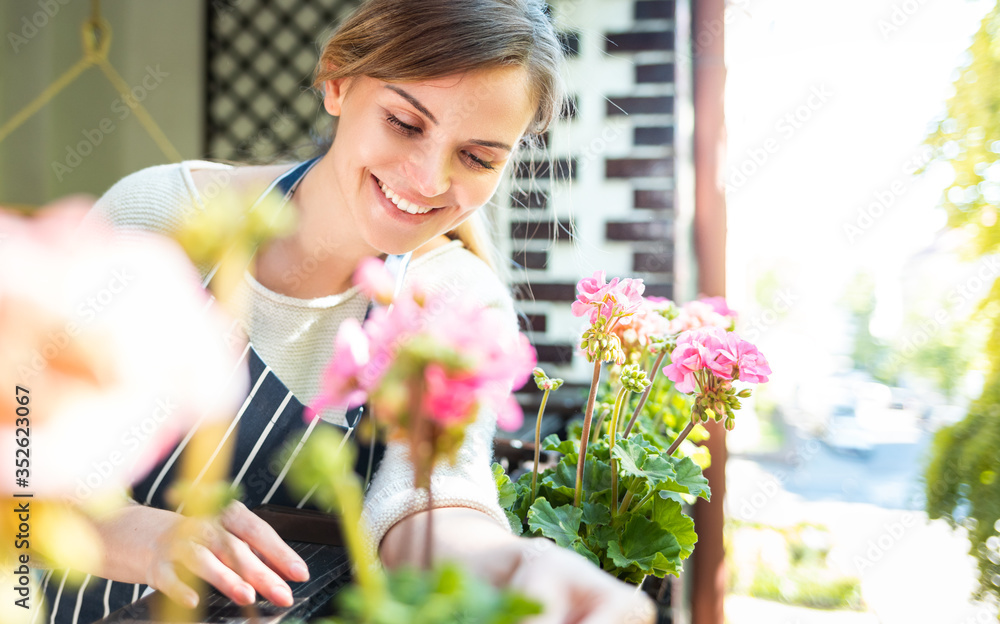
470 139 513 152
385 85 438 125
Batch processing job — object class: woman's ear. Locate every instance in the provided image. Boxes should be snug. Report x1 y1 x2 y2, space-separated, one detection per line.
323 76 351 116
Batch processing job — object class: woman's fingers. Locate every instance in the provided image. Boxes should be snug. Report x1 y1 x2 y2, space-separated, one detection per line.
209 530 295 607
178 540 258 606
147 559 200 609
147 505 304 609
220 501 310 583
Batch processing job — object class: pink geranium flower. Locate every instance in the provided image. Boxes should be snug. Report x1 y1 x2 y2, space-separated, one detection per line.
571 270 645 324
662 327 770 393
662 328 727 393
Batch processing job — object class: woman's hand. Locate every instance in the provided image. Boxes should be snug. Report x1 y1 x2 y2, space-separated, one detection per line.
509 538 656 624
380 507 655 624
146 500 311 608
93 500 310 609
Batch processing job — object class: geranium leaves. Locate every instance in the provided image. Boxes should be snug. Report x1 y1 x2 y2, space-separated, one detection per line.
494 426 711 582
492 463 517 509
659 456 711 501
607 514 682 576
527 498 582 549
612 438 676 484
652 496 698 559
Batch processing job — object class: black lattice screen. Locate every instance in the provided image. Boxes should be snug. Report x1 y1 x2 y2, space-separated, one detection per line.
204 0 362 161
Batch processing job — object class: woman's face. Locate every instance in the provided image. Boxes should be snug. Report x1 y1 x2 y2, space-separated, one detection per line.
322 66 537 255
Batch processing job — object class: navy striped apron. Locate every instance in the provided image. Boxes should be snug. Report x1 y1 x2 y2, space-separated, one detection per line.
40 159 400 624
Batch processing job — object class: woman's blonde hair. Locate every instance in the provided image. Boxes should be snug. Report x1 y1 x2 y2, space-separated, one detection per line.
313 0 566 271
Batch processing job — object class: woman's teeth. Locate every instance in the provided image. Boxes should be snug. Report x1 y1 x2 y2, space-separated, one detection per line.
378 180 436 215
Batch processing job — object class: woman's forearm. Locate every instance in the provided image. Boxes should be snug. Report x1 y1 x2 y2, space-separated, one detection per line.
379 507 524 586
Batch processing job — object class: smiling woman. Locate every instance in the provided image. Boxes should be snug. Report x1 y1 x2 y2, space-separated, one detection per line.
39 1 655 623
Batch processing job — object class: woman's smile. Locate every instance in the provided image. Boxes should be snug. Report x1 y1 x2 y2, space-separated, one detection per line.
372 173 444 216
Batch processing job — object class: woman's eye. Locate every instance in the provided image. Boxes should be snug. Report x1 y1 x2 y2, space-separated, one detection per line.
464 151 496 171
387 114 420 135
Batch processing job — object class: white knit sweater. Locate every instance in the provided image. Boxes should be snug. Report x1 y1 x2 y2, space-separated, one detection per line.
86 160 513 551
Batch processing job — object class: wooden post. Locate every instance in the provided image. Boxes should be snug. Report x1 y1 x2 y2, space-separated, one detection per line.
690 0 728 623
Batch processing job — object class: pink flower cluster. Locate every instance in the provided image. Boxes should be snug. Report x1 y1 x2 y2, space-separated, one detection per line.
668 298 735 334
312 260 536 432
662 327 771 394
571 270 645 324
612 296 673 356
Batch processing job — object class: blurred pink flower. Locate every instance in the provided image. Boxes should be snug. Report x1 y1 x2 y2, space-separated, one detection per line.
571 270 645 324
699 296 737 320
354 256 396 305
495 396 525 432
421 365 480 426
668 300 732 334
612 297 674 357
0 201 248 501
312 289 536 435
311 317 371 417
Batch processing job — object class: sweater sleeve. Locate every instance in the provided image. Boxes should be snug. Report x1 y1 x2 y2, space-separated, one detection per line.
360 244 517 552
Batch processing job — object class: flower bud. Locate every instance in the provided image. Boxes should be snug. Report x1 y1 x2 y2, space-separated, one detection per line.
737 388 752 398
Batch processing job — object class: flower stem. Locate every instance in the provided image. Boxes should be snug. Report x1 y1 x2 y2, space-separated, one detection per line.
666 420 696 456
591 408 609 444
608 387 629 518
616 479 642 515
574 359 603 507
628 489 655 514
530 388 552 505
329 462 385 611
622 349 667 438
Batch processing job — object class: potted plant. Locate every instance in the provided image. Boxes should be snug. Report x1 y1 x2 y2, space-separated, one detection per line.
495 273 771 587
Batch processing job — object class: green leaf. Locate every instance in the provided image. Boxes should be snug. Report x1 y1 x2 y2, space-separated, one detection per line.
541 453 612 502
542 433 578 455
571 540 601 567
504 510 523 536
527 498 582 548
651 496 697 558
582 502 611 526
650 550 684 578
607 514 681 574
492 463 517 509
659 456 711 500
612 438 676 484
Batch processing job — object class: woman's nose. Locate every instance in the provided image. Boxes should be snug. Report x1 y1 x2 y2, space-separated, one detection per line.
405 142 451 199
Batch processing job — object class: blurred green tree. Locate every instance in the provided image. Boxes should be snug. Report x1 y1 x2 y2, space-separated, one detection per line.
923 0 1000 608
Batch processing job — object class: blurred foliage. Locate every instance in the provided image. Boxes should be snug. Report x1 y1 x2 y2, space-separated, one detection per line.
841 271 898 385
923 0 1000 606
727 520 864 611
841 270 985 400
